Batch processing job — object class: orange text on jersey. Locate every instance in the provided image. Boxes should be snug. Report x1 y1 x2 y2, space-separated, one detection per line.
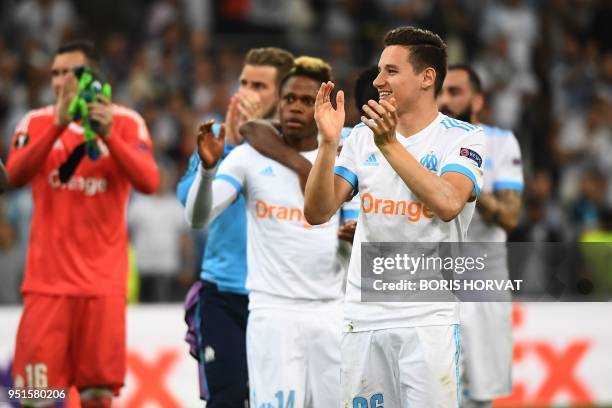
255 199 312 228
361 192 434 222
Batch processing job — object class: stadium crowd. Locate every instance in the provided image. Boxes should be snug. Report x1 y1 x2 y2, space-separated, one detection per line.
0 0 610 304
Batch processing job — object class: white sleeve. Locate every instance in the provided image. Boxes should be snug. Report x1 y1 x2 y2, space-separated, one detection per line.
184 147 248 228
493 133 524 193
439 127 486 198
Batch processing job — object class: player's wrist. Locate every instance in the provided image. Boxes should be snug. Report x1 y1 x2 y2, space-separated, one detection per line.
54 114 70 128
200 162 218 177
319 138 339 151
376 139 402 155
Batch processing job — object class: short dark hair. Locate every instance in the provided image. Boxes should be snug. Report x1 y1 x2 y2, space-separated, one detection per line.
55 40 100 62
56 40 99 63
354 66 379 113
383 26 447 96
244 47 295 85
279 56 332 91
448 64 483 93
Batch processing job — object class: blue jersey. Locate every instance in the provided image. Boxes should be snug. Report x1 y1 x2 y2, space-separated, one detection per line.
177 124 248 294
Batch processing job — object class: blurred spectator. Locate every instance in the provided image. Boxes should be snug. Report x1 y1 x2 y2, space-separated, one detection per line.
128 161 193 302
191 57 216 116
510 170 564 243
100 32 130 100
594 52 612 111
183 0 212 32
481 0 538 74
0 48 28 153
13 0 76 53
570 168 609 232
126 48 157 108
474 34 538 129
550 32 598 118
0 200 24 304
147 0 183 38
553 95 612 204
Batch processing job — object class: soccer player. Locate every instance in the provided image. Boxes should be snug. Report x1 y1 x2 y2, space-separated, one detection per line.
186 57 344 407
6 40 159 407
238 65 380 238
438 64 523 408
177 47 294 406
304 27 486 406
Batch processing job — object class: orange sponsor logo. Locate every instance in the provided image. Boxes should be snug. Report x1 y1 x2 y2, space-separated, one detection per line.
361 192 434 222
255 199 311 227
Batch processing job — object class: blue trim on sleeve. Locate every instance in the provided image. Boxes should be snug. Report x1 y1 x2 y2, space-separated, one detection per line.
440 163 481 197
223 143 237 158
341 209 360 221
493 181 524 192
441 117 477 132
334 166 358 191
214 174 242 194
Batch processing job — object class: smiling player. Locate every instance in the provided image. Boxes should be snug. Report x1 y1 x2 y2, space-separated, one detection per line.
305 27 486 406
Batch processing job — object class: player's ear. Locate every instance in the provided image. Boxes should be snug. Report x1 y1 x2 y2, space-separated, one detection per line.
421 67 436 92
472 93 484 116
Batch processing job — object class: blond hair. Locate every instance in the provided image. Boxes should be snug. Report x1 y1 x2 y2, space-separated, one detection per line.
280 56 333 88
244 47 295 84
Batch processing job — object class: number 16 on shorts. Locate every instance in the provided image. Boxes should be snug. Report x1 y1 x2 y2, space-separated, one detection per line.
14 363 48 388
353 393 383 407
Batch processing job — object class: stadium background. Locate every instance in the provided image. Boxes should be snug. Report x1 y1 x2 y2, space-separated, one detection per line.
0 0 610 406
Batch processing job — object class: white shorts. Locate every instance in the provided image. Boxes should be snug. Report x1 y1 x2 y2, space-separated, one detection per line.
341 324 461 408
247 306 342 408
460 302 512 401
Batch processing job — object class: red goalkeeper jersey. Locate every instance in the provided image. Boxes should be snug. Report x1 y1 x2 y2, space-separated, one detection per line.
7 105 159 296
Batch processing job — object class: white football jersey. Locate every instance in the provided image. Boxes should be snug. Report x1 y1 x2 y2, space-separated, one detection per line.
334 113 485 331
467 124 524 244
215 144 344 309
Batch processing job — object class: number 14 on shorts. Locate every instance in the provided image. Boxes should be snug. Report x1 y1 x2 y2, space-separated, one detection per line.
257 389 295 408
353 393 383 408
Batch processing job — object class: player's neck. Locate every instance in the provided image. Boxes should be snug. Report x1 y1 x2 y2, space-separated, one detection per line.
470 114 479 126
396 102 439 137
283 133 318 152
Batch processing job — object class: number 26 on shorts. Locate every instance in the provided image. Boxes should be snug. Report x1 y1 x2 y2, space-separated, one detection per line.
353 393 383 408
